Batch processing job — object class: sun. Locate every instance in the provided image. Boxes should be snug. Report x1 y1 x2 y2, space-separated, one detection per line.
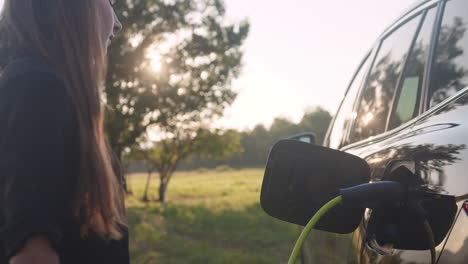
146 48 163 73
150 59 162 73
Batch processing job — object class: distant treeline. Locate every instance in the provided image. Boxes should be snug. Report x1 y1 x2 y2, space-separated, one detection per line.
128 107 332 172
187 107 332 170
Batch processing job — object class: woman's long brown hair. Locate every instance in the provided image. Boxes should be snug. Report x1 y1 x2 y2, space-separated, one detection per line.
0 0 127 240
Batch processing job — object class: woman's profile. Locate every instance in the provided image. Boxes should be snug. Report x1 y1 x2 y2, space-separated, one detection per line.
0 0 129 263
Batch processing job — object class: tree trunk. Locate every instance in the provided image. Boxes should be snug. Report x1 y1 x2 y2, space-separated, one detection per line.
107 142 132 195
142 171 152 202
122 163 132 195
159 176 169 203
113 146 132 195
158 168 177 204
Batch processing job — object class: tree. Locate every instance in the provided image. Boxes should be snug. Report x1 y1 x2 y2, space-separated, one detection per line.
135 129 242 203
298 106 333 144
176 107 333 170
104 0 249 191
269 117 300 140
126 146 159 201
239 124 271 167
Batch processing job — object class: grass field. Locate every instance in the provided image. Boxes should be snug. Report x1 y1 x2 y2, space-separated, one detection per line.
126 168 300 264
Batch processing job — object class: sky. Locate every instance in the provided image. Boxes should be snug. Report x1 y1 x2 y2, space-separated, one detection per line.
0 0 417 131
218 0 418 131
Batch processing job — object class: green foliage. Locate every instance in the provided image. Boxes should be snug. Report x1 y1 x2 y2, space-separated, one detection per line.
193 129 243 160
126 169 299 264
135 129 243 170
299 106 333 143
196 167 209 174
127 145 159 171
177 106 333 170
215 165 233 172
131 129 243 201
104 0 250 161
301 230 356 264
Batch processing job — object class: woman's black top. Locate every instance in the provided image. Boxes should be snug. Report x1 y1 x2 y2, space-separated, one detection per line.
0 56 130 264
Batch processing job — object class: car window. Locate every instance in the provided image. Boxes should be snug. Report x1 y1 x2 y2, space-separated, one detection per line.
388 7 438 130
349 14 422 143
429 0 468 107
328 53 371 149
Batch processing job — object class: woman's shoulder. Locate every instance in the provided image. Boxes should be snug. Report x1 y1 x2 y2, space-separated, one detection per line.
0 56 77 132
0 56 67 96
0 56 72 113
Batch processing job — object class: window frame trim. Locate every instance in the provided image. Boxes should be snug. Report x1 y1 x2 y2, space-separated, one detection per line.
339 0 466 152
345 1 444 146
341 47 379 147
385 8 433 131
347 11 424 143
424 0 451 111
323 51 372 148
341 84 468 152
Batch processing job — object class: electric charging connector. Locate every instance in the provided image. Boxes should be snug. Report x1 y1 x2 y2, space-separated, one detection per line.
340 181 405 208
287 181 436 264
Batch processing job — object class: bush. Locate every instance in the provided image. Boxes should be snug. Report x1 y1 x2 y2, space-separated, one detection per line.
196 167 209 174
215 165 234 172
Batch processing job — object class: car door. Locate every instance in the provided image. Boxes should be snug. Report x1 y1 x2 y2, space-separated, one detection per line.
423 0 468 263
348 88 468 264
342 0 468 263
302 2 441 263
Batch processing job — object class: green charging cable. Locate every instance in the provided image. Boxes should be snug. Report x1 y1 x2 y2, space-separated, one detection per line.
287 196 343 264
423 220 436 264
287 196 436 264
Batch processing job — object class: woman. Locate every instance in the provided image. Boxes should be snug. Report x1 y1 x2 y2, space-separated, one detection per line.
0 0 129 263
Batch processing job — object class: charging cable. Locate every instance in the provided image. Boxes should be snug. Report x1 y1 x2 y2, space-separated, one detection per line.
423 220 436 264
410 199 436 264
287 181 436 264
287 196 342 264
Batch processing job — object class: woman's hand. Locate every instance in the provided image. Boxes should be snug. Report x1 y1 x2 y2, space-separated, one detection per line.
9 236 60 264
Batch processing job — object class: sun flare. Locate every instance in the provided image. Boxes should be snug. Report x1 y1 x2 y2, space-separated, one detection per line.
147 48 163 73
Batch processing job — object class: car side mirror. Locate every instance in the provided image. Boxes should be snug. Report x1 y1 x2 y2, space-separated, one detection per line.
260 139 370 233
287 132 317 144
